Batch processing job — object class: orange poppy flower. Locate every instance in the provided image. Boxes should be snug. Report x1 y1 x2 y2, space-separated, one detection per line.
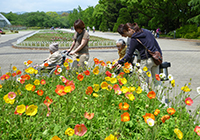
74 124 87 136
40 79 46 85
161 115 170 123
147 91 156 99
100 61 106 66
20 79 25 84
44 96 53 107
121 112 130 122
167 108 176 115
101 81 108 89
154 109 160 116
37 89 44 96
124 62 131 69
27 60 33 64
194 126 200 136
155 74 160 81
94 58 100 65
22 74 30 80
5 75 10 80
55 85 66 96
185 97 193 106
118 72 125 78
44 63 49 67
84 112 94 120
51 136 61 140
16 70 22 75
12 73 17 77
31 85 36 91
105 71 112 77
119 102 129 110
65 80 75 92
118 78 123 86
83 70 90 76
93 68 99 75
143 113 155 123
86 86 93 95
77 74 84 81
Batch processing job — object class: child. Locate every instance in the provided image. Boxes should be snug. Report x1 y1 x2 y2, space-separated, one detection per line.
34 43 63 70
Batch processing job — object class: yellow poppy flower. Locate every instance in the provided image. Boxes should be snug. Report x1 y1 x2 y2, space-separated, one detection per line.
17 104 26 114
64 86 71 93
12 66 17 71
146 71 151 77
110 77 117 84
34 79 40 85
121 86 129 93
68 59 73 63
26 105 38 116
105 134 118 140
65 128 74 136
105 76 111 81
121 78 127 85
136 86 142 94
93 93 99 97
93 84 100 92
129 86 136 92
143 66 148 71
174 128 183 139
93 68 99 75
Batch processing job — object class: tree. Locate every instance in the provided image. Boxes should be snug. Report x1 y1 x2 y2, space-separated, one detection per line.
188 0 200 24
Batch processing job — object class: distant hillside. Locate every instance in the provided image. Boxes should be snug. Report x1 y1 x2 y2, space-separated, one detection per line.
12 11 73 15
56 11 73 15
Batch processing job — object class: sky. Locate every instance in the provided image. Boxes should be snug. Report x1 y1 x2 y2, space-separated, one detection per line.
0 0 99 13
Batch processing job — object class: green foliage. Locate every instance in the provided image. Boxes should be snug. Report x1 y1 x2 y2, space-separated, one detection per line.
113 8 131 32
0 62 200 139
176 24 198 38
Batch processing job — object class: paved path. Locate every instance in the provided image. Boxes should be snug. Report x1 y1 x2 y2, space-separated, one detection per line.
0 30 200 112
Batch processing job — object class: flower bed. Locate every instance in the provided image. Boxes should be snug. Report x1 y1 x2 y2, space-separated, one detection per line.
0 59 200 140
17 30 116 48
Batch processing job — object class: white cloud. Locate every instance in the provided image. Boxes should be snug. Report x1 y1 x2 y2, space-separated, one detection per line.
0 0 99 13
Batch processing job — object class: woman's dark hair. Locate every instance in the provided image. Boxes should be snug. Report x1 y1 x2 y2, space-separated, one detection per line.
117 24 124 35
74 19 85 30
123 22 141 33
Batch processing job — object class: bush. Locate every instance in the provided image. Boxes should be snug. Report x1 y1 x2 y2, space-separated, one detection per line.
14 30 19 33
176 24 198 38
1 32 6 34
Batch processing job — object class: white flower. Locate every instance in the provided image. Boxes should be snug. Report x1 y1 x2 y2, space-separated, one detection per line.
84 61 88 65
59 76 64 79
111 73 116 78
57 68 62 73
159 73 166 79
197 87 200 94
23 61 27 65
17 77 21 82
138 69 142 74
107 64 112 69
136 63 140 67
129 65 133 72
147 118 154 126
168 74 173 81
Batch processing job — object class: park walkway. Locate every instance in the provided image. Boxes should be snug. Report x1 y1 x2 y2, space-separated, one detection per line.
0 29 200 112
